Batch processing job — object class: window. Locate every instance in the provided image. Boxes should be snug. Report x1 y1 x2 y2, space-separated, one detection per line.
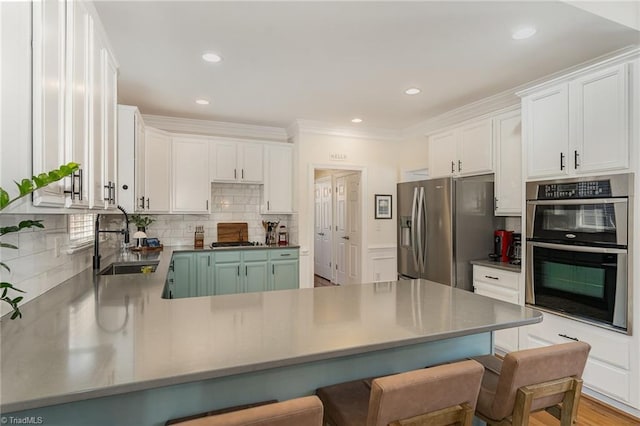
68 214 95 246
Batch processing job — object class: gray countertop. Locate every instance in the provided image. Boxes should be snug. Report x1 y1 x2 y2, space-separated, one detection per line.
1 247 540 413
470 258 522 273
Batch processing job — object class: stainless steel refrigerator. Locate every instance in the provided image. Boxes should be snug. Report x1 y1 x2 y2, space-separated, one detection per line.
397 174 501 291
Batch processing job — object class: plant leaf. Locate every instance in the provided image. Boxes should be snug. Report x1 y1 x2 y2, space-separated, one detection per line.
0 282 25 292
0 242 18 250
15 179 34 197
0 225 20 235
0 188 8 210
18 220 44 230
0 262 10 272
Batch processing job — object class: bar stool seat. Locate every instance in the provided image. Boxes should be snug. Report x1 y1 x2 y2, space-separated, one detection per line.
472 341 591 426
316 360 484 426
168 396 323 426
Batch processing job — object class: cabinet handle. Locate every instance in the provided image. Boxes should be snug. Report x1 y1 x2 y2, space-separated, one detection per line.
245 266 247 276
242 169 244 179
458 160 462 172
558 333 579 341
280 253 291 257
237 266 240 276
146 198 150 209
451 161 455 173
267 201 270 211
574 150 579 169
104 183 110 201
78 168 83 200
65 169 83 200
560 152 565 170
272 264 275 274
485 275 499 280
494 197 498 211
139 196 145 209
234 169 237 179
206 200 209 210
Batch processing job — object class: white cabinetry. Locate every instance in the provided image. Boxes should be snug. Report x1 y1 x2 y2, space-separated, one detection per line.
473 265 521 354
263 144 293 214
522 63 629 179
519 311 634 405
117 105 144 213
428 118 493 178
32 0 66 207
493 110 522 215
143 128 171 213
172 137 210 213
210 139 263 183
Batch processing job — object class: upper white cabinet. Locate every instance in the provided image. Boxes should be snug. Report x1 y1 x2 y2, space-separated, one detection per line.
522 63 630 179
494 109 522 216
428 118 493 178
172 137 210 213
210 139 263 183
117 105 144 213
263 144 293 214
143 128 171 213
31 0 118 210
32 0 67 207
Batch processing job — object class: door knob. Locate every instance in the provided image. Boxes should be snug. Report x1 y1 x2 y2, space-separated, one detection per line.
341 236 350 240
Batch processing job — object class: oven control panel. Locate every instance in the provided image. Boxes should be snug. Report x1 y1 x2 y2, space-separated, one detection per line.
537 180 612 199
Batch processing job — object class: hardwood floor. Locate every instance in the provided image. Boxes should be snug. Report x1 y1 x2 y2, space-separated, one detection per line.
529 394 640 425
314 274 335 287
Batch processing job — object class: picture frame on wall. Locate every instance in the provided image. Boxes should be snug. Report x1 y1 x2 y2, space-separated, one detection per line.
375 194 392 219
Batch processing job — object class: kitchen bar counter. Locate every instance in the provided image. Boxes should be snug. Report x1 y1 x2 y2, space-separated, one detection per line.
1 247 541 424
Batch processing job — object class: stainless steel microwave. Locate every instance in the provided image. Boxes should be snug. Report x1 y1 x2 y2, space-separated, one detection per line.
525 173 633 334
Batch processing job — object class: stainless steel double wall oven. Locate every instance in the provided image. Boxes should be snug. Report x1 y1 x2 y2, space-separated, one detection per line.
526 173 633 333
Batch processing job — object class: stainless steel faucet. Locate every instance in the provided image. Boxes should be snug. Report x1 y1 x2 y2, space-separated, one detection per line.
93 205 130 270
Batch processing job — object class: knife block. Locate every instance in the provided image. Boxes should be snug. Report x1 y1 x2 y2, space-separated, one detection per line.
194 226 204 249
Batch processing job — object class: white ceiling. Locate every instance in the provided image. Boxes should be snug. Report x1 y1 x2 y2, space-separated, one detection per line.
94 1 640 131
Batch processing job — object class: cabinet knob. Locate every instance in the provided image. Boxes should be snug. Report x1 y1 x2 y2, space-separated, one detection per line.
122 184 128 190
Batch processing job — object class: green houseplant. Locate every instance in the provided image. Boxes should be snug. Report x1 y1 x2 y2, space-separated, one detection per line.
0 162 79 319
130 214 154 231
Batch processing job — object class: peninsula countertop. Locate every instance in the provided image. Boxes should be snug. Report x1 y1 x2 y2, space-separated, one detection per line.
1 247 541 413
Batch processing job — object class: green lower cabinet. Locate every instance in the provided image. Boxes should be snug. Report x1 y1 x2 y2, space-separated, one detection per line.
168 248 299 298
171 253 198 298
245 262 269 293
214 262 242 295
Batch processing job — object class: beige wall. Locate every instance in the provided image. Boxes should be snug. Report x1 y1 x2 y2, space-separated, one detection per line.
295 131 400 285
397 132 429 179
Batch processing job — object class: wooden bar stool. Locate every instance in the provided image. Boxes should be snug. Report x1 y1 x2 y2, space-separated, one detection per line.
167 396 323 426
472 341 591 426
316 360 484 426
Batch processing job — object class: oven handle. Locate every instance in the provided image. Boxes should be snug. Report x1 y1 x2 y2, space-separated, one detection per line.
528 241 627 254
527 198 627 206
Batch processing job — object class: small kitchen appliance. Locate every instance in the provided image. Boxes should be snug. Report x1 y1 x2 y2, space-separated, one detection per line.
491 230 513 262
508 233 521 265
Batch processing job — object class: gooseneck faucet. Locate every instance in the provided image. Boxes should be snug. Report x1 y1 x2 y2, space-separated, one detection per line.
93 205 130 271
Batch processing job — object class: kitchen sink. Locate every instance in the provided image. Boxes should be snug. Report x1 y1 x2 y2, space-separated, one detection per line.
99 262 159 275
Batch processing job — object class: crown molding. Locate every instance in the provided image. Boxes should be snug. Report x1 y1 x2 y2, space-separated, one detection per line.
293 119 402 142
516 45 640 97
141 114 288 142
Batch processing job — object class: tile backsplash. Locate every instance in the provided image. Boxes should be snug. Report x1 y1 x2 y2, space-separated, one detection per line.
142 183 295 246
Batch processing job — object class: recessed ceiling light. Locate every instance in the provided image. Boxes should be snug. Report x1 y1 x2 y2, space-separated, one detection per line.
351 118 363 123
512 27 537 40
405 88 421 95
195 99 210 105
202 52 222 63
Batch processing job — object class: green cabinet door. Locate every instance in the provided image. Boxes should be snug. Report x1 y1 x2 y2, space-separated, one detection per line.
214 262 242 295
245 262 269 293
270 259 299 291
171 253 197 298
194 253 214 297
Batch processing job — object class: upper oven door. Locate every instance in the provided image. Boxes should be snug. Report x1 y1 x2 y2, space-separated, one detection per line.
526 198 628 247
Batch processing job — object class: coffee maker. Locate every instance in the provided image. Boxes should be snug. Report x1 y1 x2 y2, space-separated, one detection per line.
490 230 513 263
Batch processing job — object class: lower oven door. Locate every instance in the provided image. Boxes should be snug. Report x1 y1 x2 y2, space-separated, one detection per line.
526 241 628 330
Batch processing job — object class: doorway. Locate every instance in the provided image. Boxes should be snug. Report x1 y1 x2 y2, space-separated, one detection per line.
313 169 362 286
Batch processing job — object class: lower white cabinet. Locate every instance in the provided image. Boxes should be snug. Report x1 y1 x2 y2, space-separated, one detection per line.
473 265 521 354
519 310 634 405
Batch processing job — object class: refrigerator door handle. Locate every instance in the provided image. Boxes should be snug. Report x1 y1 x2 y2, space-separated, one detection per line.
411 187 419 270
420 187 428 272
416 187 425 273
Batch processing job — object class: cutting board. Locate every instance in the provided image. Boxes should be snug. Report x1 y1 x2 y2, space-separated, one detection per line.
217 223 249 243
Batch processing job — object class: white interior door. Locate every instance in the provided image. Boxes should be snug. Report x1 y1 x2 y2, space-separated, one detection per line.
346 173 361 285
314 177 333 281
334 176 347 285
314 182 322 277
